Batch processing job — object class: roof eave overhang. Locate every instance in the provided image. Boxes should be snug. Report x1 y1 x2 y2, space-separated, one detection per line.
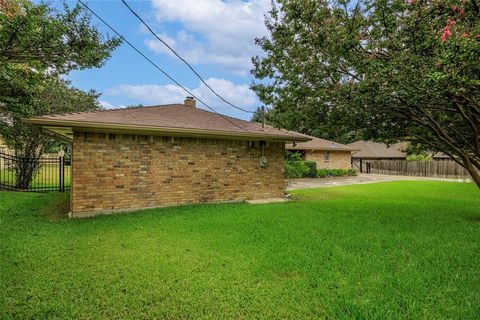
24 118 311 143
286 146 360 152
351 156 407 159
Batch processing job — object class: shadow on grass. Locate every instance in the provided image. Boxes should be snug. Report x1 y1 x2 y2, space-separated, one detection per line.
39 193 70 221
464 215 480 223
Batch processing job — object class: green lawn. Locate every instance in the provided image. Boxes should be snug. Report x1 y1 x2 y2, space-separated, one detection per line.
1 182 479 319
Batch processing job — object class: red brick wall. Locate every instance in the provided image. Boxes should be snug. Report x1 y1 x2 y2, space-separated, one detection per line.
71 132 286 216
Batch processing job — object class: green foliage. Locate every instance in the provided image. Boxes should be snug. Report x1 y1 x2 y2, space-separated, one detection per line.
0 0 120 157
1 182 479 318
285 153 317 178
285 160 309 178
251 106 273 125
252 0 480 186
303 161 317 178
0 0 120 187
44 141 72 160
406 154 433 161
285 150 303 161
317 168 357 178
0 1 121 73
317 169 328 178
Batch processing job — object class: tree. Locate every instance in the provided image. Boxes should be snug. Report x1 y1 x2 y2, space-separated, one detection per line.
0 0 120 188
250 106 274 126
252 0 480 187
0 1 120 73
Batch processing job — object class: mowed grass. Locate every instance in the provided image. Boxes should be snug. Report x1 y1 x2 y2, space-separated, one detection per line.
0 182 479 319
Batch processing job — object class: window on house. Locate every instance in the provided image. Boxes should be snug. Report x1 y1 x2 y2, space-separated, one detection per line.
323 151 330 162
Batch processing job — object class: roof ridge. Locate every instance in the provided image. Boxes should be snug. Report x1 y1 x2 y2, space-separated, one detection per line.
40 103 185 118
115 103 183 111
311 136 351 148
299 135 352 148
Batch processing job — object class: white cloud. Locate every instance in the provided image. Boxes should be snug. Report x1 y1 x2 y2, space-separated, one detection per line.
99 100 120 109
104 77 259 117
105 84 187 105
146 0 270 76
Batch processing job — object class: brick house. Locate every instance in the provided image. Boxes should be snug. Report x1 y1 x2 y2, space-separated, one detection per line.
26 98 309 217
286 136 357 170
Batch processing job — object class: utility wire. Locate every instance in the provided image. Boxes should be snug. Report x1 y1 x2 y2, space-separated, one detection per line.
121 0 255 114
77 0 249 133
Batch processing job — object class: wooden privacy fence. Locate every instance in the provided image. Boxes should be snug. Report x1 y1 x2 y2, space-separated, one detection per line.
363 160 471 179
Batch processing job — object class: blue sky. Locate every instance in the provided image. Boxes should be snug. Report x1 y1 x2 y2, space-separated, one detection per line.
52 0 271 120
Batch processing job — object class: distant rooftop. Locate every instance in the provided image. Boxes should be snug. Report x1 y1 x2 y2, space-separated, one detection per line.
347 141 407 159
347 141 450 159
286 135 358 152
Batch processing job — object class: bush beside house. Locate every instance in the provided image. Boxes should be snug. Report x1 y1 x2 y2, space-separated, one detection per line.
285 152 356 178
285 161 310 178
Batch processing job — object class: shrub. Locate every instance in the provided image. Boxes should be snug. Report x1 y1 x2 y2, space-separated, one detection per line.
285 161 310 179
286 151 303 161
317 168 357 178
347 169 357 176
317 169 330 178
406 154 432 161
331 169 344 176
304 161 317 178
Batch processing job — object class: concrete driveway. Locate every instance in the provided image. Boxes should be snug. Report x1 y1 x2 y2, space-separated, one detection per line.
287 173 470 190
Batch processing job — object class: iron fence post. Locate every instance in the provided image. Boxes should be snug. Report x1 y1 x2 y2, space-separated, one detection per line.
59 156 63 192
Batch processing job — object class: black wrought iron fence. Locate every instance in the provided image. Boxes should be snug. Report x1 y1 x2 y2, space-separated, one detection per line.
0 152 70 192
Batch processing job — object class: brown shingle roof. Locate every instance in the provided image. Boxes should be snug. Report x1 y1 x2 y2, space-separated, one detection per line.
348 140 450 159
347 141 407 158
286 135 357 151
25 104 309 142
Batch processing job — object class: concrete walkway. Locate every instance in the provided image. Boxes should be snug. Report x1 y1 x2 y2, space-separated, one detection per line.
287 173 470 190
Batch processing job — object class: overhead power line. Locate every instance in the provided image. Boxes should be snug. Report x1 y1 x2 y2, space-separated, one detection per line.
121 0 255 115
77 0 249 133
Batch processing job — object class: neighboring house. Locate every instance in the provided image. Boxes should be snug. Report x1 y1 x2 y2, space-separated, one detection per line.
26 97 309 217
286 136 358 169
348 141 408 161
347 140 450 171
348 140 449 161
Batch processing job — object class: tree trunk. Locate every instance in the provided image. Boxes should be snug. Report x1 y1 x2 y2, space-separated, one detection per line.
13 135 45 190
462 156 480 189
14 157 40 190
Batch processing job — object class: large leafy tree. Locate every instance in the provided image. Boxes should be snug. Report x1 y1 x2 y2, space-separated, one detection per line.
0 0 120 188
252 0 480 187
